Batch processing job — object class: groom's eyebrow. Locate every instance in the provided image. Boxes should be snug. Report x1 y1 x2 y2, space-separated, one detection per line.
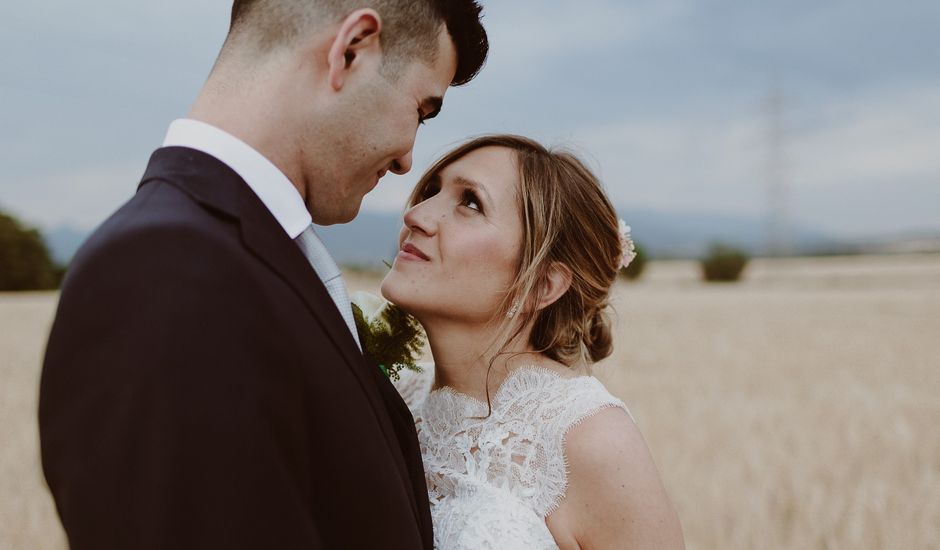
420 96 444 121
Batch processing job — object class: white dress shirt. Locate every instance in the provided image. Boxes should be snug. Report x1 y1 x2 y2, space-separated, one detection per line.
162 119 361 348
163 118 311 238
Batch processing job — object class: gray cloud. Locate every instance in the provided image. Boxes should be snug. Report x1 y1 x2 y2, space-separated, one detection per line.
1 0 937 238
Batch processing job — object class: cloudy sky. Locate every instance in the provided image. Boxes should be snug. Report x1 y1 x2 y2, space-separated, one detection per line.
2 0 938 239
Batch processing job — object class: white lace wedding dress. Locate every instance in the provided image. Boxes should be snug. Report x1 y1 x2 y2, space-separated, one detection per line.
393 365 633 549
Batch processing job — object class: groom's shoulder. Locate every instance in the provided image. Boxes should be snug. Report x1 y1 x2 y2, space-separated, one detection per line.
68 178 246 285
85 146 245 245
93 179 233 252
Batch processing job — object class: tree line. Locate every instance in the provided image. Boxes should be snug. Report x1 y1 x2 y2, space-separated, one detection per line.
1 206 752 291
0 210 65 291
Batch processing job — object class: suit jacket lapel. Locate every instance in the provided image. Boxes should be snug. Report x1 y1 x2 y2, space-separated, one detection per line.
139 147 423 527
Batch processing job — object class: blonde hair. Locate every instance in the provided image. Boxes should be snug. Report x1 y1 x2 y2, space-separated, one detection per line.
408 135 622 368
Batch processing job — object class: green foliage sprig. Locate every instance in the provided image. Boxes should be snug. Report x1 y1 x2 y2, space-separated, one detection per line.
351 294 425 381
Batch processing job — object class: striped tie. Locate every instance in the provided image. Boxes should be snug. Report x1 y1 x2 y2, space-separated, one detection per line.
294 224 361 350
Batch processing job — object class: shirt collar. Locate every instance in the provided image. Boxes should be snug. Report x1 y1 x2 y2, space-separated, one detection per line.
162 118 312 239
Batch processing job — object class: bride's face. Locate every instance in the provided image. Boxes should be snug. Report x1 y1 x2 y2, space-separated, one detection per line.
381 146 524 325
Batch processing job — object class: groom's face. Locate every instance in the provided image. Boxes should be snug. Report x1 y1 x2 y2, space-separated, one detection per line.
306 27 458 225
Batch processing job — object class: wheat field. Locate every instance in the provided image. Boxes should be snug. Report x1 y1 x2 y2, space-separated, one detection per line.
2 254 939 549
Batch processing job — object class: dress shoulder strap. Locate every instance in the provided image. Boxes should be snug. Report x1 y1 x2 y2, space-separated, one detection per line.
555 375 634 427
510 371 633 518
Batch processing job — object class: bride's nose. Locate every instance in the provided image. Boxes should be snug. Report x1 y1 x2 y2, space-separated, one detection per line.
403 199 437 236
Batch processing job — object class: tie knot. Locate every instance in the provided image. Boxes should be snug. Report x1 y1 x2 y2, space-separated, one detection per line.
295 225 341 283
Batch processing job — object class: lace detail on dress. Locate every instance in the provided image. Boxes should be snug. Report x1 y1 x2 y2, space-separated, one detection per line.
431 481 559 549
394 366 632 549
393 364 434 411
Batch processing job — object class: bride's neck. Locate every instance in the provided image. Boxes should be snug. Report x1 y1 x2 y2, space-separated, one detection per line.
422 317 539 401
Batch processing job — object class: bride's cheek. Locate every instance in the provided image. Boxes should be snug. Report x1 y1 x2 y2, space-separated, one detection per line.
462 236 499 266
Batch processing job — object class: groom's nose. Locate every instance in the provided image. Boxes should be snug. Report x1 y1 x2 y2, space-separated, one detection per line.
390 150 413 175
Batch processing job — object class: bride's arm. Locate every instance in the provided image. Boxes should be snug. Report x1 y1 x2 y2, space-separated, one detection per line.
557 407 685 549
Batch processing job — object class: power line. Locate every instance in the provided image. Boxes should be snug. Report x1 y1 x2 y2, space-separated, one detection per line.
764 84 791 257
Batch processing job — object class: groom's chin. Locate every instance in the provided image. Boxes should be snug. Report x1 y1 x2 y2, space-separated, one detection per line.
311 203 362 226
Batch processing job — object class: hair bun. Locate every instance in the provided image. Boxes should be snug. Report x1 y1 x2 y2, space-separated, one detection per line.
584 308 613 363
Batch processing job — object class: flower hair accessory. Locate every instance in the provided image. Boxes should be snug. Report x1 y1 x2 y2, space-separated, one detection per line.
618 219 636 269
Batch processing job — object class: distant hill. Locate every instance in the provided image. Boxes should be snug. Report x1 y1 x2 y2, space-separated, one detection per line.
318 211 404 267
47 208 936 267
316 207 847 266
607 208 844 258
41 216 406 267
862 231 940 255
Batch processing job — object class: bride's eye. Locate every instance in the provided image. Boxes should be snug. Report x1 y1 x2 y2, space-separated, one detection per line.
460 189 484 214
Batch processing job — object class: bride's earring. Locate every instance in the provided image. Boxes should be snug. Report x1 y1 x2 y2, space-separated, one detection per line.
506 300 520 319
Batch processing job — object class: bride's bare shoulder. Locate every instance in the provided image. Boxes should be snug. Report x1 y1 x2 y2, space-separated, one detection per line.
556 407 685 549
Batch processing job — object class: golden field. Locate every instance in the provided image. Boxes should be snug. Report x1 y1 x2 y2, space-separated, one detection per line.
2 254 939 549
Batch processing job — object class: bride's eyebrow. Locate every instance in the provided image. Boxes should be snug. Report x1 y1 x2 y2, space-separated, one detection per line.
453 175 493 205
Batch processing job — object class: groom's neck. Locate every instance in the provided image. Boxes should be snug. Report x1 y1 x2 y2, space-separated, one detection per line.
187 55 309 202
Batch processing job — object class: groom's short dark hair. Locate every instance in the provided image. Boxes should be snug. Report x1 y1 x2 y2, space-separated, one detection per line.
228 0 488 86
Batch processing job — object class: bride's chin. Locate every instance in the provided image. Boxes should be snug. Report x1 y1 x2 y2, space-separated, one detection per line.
380 278 414 310
379 276 397 300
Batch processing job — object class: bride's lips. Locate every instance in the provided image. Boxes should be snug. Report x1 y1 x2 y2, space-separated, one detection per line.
398 242 430 262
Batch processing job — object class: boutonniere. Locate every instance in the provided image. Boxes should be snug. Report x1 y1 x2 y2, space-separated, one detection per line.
350 291 425 381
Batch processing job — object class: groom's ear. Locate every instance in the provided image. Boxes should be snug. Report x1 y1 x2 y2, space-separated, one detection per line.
327 9 383 91
535 262 573 311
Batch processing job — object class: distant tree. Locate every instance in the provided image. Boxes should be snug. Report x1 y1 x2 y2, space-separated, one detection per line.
0 211 63 290
619 242 648 281
700 243 749 282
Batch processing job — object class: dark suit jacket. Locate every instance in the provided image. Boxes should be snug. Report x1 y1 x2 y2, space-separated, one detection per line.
39 147 433 549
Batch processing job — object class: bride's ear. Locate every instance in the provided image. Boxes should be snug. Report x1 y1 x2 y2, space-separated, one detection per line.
535 262 573 311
